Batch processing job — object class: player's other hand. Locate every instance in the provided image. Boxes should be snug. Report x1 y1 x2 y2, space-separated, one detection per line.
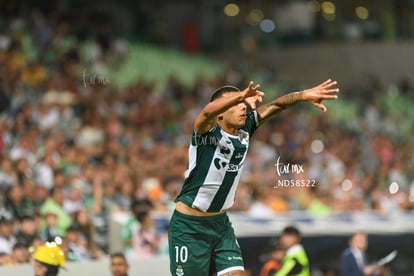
242 81 265 110
302 79 339 112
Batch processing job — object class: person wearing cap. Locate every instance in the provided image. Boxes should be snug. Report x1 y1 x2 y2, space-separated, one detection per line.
276 225 310 276
33 242 65 276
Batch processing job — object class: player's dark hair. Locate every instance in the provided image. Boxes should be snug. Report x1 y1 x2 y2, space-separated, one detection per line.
210 85 240 102
282 225 301 237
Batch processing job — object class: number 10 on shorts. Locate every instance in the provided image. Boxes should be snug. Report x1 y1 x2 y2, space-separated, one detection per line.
175 246 188 263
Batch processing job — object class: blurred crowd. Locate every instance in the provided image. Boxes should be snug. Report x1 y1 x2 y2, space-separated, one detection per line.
1 6 414 268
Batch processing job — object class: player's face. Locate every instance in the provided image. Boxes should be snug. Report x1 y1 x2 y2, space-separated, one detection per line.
221 95 247 128
110 256 129 276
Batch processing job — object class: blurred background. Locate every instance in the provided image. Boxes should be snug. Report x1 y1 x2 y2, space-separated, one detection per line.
0 0 414 275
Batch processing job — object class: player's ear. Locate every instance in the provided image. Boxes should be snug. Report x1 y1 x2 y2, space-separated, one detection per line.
218 115 223 120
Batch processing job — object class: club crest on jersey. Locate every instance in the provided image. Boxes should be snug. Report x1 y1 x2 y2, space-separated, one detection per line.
239 131 249 144
176 265 184 276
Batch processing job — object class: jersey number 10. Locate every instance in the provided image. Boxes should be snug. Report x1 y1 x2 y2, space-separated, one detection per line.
175 246 188 263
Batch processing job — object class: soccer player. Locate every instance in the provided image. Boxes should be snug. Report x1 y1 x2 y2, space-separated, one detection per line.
169 79 339 276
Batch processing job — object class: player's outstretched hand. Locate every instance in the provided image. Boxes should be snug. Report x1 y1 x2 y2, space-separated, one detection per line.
303 79 339 112
242 81 265 110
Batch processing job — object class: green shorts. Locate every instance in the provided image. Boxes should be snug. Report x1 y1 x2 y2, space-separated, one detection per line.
169 210 244 276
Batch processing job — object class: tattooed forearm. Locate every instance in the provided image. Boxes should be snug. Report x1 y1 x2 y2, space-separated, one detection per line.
271 91 303 108
257 91 305 125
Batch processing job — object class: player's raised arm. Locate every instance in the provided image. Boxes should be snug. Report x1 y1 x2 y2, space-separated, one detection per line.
256 79 339 125
194 81 264 134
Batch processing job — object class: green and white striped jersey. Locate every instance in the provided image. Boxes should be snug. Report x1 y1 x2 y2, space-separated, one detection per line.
176 110 259 212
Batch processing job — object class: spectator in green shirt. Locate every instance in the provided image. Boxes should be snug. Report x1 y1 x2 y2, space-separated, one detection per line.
40 187 72 236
